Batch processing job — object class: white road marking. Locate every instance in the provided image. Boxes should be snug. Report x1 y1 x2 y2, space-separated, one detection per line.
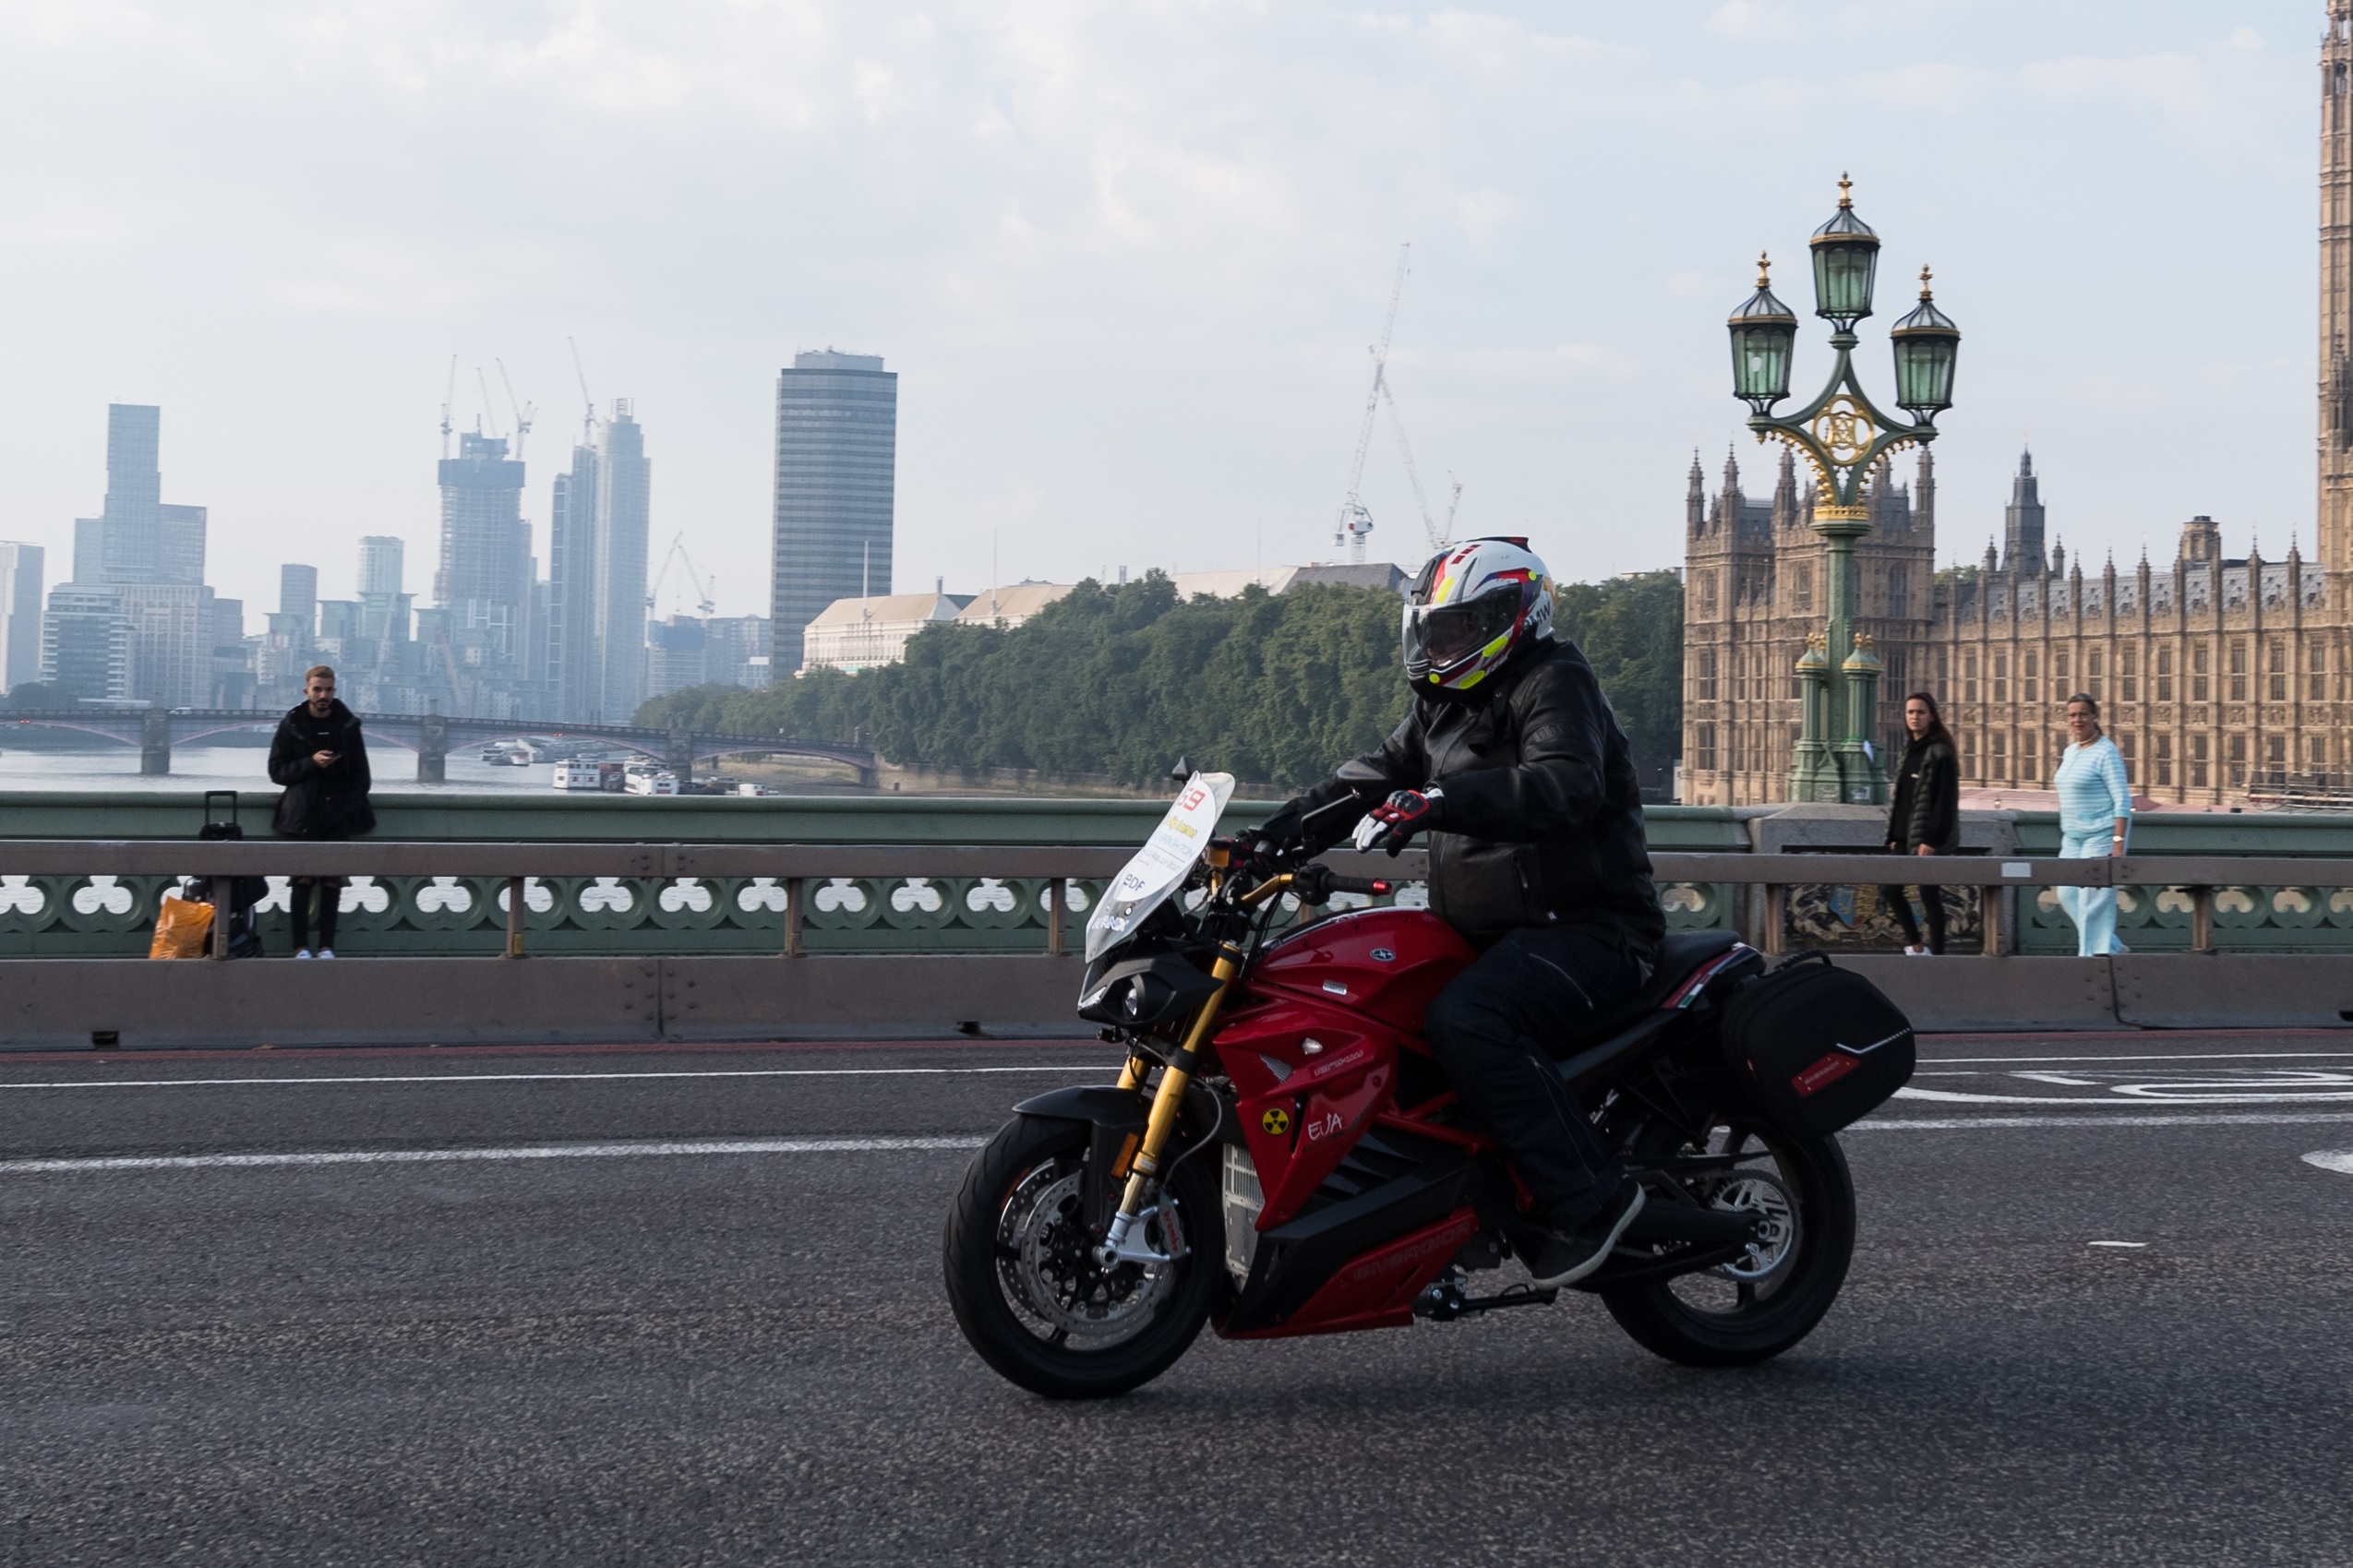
0 1135 989 1176
1921 1051 2353 1066
1858 1111 2353 1131
2301 1151 2353 1175
2088 1240 2149 1249
0 1065 1116 1092
1896 1084 2353 1107
12 1112 2353 1178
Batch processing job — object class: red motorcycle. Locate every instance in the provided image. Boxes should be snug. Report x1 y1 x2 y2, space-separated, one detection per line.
944 775 1908 1399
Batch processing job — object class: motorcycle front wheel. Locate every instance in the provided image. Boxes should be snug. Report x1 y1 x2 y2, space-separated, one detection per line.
1600 1123 1855 1368
943 1113 1222 1399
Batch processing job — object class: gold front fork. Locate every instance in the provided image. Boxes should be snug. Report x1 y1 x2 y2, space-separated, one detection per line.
1094 942 1243 1266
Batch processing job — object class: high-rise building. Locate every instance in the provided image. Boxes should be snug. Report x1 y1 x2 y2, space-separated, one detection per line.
211 596 252 708
433 431 534 715
99 403 162 582
71 519 102 584
645 615 708 699
42 585 128 700
358 536 404 597
772 350 896 672
280 564 318 628
0 541 44 694
120 582 212 708
547 440 599 719
355 536 413 646
42 405 217 703
704 614 772 689
159 505 206 585
69 406 205 587
593 401 651 722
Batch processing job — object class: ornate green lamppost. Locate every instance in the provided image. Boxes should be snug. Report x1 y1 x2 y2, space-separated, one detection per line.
1727 174 1960 805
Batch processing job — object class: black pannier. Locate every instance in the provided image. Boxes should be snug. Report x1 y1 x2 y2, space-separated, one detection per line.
1720 952 1915 1137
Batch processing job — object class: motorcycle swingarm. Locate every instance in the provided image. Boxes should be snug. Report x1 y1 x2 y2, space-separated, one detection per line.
1567 1240 1749 1292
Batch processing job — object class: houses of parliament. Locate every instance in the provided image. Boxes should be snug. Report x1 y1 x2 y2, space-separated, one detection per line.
1679 0 2353 809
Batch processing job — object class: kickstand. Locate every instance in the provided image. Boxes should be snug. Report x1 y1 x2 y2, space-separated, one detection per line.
1413 1271 1560 1323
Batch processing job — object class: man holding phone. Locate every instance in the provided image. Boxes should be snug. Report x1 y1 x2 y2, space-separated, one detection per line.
267 665 376 957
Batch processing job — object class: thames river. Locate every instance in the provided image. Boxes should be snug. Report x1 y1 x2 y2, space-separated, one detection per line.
0 737 549 795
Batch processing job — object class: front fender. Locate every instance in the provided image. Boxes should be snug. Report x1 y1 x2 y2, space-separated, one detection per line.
1013 1084 1146 1129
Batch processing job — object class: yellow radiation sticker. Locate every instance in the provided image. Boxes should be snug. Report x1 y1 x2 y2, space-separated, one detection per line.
1260 1107 1292 1137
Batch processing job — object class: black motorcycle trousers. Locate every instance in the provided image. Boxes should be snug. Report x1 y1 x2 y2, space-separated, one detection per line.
1422 927 1650 1229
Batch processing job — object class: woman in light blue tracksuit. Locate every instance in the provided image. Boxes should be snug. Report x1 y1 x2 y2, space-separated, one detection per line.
2053 691 2132 956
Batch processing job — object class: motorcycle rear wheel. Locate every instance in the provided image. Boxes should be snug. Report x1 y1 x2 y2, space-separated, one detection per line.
943 1113 1222 1399
1600 1124 1855 1368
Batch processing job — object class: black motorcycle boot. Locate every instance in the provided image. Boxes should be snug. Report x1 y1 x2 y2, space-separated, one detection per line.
1527 1179 1646 1289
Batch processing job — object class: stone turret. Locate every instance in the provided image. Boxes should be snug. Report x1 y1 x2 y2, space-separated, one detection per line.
2002 447 2047 574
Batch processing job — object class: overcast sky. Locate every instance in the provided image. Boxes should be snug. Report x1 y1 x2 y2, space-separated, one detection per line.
0 1 2324 627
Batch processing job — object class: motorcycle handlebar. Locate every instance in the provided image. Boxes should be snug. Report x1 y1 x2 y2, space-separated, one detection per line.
1290 864 1395 902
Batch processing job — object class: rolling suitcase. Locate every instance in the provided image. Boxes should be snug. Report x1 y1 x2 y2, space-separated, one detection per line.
185 790 266 959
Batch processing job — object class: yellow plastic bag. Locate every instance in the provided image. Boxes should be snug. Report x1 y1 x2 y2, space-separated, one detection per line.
149 894 214 960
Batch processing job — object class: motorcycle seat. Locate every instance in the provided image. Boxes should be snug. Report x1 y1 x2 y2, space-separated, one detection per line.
1546 928 1743 1071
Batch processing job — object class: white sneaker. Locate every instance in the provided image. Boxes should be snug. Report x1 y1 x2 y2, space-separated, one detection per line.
1903 945 1927 956
317 949 335 960
294 950 312 960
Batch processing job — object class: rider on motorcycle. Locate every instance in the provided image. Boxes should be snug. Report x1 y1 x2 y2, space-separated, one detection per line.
1255 537 1664 1288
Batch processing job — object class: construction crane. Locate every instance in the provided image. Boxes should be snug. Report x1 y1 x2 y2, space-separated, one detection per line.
496 359 535 462
568 337 597 446
1334 243 1410 565
438 355 458 460
1444 472 1464 540
648 533 716 617
1377 368 1449 552
474 366 501 440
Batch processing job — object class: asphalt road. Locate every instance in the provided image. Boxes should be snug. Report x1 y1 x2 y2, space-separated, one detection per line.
6 1031 2353 1567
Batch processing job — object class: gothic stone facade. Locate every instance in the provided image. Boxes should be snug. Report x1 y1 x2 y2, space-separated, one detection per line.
1680 0 2353 808
1679 445 1935 806
1684 445 2344 807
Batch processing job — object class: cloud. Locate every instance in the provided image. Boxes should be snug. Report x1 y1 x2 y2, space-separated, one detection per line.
1456 188 1526 248
1708 2 1795 39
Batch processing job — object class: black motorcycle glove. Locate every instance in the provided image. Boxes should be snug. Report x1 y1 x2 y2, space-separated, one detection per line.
1351 787 1445 856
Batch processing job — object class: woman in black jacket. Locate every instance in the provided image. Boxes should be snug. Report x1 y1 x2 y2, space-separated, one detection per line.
1883 689 1960 954
267 665 375 957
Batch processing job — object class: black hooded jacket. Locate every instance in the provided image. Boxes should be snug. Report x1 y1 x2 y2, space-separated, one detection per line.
268 699 376 840
1283 638 1663 956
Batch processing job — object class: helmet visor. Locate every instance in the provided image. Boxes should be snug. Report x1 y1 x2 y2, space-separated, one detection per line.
1405 582 1525 673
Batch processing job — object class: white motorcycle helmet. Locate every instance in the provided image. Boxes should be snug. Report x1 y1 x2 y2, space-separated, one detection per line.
1402 537 1555 695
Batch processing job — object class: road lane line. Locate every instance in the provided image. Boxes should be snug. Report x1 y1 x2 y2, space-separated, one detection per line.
0 1066 1118 1092
1896 1085 2353 1106
1857 1111 2353 1130
2302 1151 2353 1175
14 1111 2353 1176
1919 1051 2353 1066
0 1135 990 1175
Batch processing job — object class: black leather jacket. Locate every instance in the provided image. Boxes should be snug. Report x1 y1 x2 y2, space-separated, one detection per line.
1289 639 1663 956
